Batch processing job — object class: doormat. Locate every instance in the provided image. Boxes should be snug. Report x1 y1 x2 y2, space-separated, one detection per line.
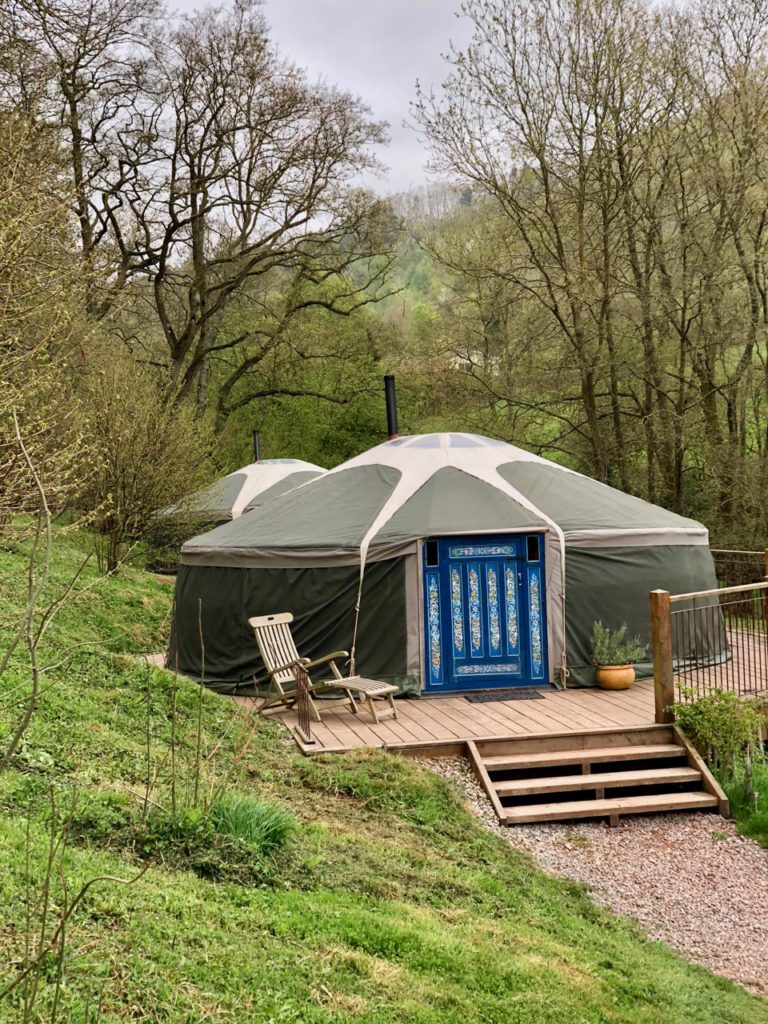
466 688 547 703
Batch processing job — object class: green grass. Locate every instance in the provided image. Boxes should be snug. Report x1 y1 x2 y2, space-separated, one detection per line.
1 529 767 1022
722 761 768 847
208 793 297 854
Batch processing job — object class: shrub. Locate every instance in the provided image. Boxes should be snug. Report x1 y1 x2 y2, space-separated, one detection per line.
673 688 763 783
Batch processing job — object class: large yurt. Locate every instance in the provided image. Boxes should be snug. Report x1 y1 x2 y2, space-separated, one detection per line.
169 433 719 694
164 458 326 524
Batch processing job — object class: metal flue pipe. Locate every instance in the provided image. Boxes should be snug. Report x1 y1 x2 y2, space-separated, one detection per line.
384 375 399 440
252 430 261 462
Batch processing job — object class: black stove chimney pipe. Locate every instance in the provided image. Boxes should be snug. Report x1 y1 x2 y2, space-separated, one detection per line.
252 430 261 462
384 375 399 440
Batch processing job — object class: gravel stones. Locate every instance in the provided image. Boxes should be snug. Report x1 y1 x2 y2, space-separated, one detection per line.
415 756 768 995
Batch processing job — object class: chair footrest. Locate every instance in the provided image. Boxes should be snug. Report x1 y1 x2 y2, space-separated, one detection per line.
345 677 399 697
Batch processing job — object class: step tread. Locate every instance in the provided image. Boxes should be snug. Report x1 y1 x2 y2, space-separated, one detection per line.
484 743 685 771
494 766 702 797
502 791 718 824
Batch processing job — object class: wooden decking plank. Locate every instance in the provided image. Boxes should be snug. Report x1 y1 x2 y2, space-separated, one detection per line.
319 708 389 749
482 743 685 771
267 676 659 755
503 791 718 824
299 711 364 751
494 766 701 797
462 692 588 733
444 698 538 736
374 713 427 746
545 694 640 732
562 691 645 728
490 693 611 734
402 700 469 740
572 688 648 720
387 702 445 742
419 698 514 738
392 703 448 743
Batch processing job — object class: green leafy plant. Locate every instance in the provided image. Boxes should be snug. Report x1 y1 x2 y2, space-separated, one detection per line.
673 688 763 784
590 621 647 666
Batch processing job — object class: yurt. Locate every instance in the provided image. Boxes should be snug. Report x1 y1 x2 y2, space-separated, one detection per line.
164 458 326 524
169 433 719 694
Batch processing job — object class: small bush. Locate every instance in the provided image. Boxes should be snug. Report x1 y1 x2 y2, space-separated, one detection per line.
208 794 296 855
673 688 762 781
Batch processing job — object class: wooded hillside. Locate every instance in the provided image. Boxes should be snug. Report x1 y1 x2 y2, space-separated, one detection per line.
4 0 768 565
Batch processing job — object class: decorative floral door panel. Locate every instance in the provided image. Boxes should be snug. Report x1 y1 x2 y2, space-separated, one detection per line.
423 535 547 691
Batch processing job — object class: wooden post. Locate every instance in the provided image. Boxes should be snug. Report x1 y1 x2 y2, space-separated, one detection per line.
650 589 674 724
763 549 768 580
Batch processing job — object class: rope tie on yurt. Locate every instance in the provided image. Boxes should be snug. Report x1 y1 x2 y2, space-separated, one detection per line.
558 652 570 690
349 592 362 676
348 559 366 677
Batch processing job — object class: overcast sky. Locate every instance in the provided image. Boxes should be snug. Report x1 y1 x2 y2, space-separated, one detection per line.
261 0 472 194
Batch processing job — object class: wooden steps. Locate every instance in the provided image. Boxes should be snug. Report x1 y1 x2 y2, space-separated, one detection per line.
494 766 702 797
503 791 719 825
466 725 729 827
482 743 686 772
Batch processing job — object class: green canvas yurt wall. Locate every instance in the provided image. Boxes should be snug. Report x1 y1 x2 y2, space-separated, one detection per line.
169 433 719 694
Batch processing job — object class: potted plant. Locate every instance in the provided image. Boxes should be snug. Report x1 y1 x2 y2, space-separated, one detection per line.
590 621 647 690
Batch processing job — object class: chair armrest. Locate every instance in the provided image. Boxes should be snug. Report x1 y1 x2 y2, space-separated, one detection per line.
267 657 310 676
302 651 350 670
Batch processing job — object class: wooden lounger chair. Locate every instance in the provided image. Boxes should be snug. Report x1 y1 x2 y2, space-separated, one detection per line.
248 613 398 723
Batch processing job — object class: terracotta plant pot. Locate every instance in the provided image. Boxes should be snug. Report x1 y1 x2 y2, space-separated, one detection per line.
595 664 635 690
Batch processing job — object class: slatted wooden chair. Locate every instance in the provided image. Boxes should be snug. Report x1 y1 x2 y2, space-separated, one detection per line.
248 612 398 724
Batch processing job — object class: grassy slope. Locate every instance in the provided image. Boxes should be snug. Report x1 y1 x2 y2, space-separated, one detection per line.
723 763 768 847
1 533 766 1023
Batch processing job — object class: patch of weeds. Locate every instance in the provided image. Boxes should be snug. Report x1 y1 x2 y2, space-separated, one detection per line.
133 803 293 883
721 761 768 847
563 831 591 849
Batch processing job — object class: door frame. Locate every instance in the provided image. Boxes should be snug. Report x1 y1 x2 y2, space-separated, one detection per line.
420 532 549 693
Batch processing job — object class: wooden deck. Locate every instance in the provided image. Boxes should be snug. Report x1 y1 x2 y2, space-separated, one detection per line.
239 679 658 755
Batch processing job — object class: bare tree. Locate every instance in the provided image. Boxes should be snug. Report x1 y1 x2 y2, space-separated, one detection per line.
413 0 667 481
2 0 397 415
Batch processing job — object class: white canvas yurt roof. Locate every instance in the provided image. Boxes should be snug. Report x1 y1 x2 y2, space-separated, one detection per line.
182 433 707 560
169 458 325 522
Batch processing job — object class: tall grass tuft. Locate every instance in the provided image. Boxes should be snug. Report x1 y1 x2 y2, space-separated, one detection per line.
208 794 296 856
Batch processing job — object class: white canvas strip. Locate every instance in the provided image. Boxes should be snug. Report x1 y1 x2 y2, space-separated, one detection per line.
565 528 709 548
180 539 417 569
231 460 326 517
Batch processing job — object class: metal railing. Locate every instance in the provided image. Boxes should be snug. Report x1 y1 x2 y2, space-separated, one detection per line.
650 581 768 722
711 548 768 589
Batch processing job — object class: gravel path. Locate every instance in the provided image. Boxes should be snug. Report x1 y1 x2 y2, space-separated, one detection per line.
416 756 768 995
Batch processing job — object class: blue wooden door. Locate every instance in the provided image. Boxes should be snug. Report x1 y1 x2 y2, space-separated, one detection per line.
423 535 547 691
